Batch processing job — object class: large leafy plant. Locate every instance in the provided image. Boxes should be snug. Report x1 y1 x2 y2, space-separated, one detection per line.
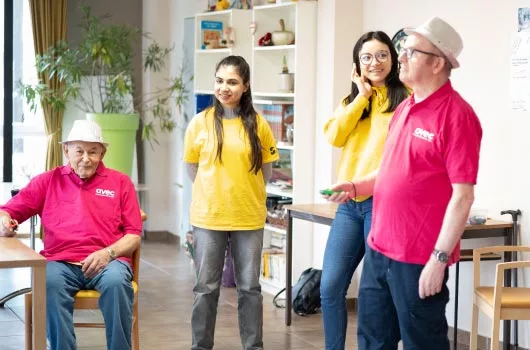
18 6 192 143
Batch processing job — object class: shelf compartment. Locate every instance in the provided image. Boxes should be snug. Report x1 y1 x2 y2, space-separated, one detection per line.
260 277 284 295
266 184 293 198
253 2 297 11
254 45 295 52
253 98 293 105
254 92 295 98
195 48 232 54
276 142 293 150
265 224 286 235
195 89 214 95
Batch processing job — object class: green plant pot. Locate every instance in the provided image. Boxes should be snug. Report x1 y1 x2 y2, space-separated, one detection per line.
86 113 139 177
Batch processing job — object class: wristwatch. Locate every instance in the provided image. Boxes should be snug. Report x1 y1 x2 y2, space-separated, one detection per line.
105 247 117 260
432 249 449 264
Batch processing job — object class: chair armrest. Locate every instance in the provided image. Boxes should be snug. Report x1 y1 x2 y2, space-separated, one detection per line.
491 260 530 306
495 260 530 274
472 246 530 288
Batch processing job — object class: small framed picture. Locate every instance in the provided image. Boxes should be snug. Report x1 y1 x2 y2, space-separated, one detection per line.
518 7 530 32
392 28 408 55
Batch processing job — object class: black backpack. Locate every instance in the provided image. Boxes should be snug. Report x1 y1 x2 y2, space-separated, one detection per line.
273 268 322 316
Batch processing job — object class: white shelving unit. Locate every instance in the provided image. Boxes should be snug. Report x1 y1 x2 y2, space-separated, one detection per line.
194 9 252 93
193 4 317 296
253 2 317 294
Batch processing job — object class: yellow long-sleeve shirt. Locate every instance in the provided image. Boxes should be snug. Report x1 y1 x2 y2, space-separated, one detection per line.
324 86 394 202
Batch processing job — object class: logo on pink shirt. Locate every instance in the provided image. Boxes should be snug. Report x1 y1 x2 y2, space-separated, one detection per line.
413 127 435 142
96 188 115 198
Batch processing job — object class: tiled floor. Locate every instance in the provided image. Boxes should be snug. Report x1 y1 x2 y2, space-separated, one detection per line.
0 240 469 349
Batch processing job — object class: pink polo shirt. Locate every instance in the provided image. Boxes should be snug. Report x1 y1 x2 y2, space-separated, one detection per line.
0 163 142 264
368 81 482 265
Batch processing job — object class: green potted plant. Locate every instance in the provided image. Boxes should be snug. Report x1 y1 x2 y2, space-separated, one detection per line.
18 6 192 176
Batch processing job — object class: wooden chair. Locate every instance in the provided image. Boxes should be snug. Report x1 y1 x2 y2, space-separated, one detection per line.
25 210 147 350
452 249 501 350
470 246 530 350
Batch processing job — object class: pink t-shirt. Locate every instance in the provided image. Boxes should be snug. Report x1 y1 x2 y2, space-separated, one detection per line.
368 81 482 265
1 163 142 264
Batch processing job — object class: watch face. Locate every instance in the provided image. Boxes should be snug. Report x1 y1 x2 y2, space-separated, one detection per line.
437 251 448 263
107 247 116 259
433 249 448 263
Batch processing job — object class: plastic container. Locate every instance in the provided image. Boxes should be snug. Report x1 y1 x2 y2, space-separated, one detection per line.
467 208 488 225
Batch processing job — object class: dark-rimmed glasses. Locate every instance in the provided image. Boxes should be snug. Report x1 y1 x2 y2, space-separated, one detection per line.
401 47 440 59
359 50 390 65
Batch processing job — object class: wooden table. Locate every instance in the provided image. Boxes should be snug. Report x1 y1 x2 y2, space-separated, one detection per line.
283 203 514 350
0 237 46 350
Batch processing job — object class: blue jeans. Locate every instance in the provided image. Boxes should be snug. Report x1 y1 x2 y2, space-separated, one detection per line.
191 227 264 350
320 198 373 350
46 260 134 350
358 248 449 350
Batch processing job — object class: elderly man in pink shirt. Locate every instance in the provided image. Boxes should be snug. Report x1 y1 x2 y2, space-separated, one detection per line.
0 120 142 350
328 17 482 349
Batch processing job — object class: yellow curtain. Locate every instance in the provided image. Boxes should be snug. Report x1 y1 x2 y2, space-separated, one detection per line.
28 0 67 170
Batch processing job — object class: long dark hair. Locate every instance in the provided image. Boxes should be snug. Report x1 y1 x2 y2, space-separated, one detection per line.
346 31 408 119
209 55 262 175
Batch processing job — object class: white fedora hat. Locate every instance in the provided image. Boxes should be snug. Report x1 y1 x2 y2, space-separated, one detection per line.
61 119 109 147
405 17 463 69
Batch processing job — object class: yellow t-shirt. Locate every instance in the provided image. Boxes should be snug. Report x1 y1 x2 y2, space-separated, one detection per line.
184 108 280 230
324 86 395 201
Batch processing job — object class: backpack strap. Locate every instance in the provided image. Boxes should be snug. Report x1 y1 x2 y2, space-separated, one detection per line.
272 288 286 309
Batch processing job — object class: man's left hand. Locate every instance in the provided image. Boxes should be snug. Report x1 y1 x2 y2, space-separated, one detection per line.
418 258 447 299
81 249 112 279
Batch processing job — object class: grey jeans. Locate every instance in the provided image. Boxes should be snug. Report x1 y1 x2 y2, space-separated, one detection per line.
191 227 264 350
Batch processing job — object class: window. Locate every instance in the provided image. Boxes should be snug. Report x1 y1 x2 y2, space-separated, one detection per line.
11 0 46 187
1 0 46 233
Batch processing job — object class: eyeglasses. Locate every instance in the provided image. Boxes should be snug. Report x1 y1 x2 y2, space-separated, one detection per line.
401 47 440 59
69 148 103 160
359 50 390 65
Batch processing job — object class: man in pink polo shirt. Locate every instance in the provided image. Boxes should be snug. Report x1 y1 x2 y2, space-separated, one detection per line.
0 120 142 350
327 17 482 349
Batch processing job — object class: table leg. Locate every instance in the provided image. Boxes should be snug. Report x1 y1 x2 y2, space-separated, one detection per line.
454 261 459 350
285 210 293 326
32 265 46 350
503 227 513 350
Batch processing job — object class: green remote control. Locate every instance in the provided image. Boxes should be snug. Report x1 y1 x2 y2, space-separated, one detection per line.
319 189 342 196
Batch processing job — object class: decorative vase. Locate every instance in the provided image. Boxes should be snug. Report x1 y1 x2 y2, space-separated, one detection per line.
86 113 139 177
278 73 294 92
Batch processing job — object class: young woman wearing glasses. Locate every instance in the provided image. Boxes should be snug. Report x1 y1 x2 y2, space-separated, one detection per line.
320 31 409 350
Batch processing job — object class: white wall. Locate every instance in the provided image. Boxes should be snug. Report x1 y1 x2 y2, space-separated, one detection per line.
142 0 204 237
311 0 363 300
142 0 173 232
359 0 530 346
167 1 199 243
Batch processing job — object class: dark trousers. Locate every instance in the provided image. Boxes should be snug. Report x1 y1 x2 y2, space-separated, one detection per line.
357 248 450 350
